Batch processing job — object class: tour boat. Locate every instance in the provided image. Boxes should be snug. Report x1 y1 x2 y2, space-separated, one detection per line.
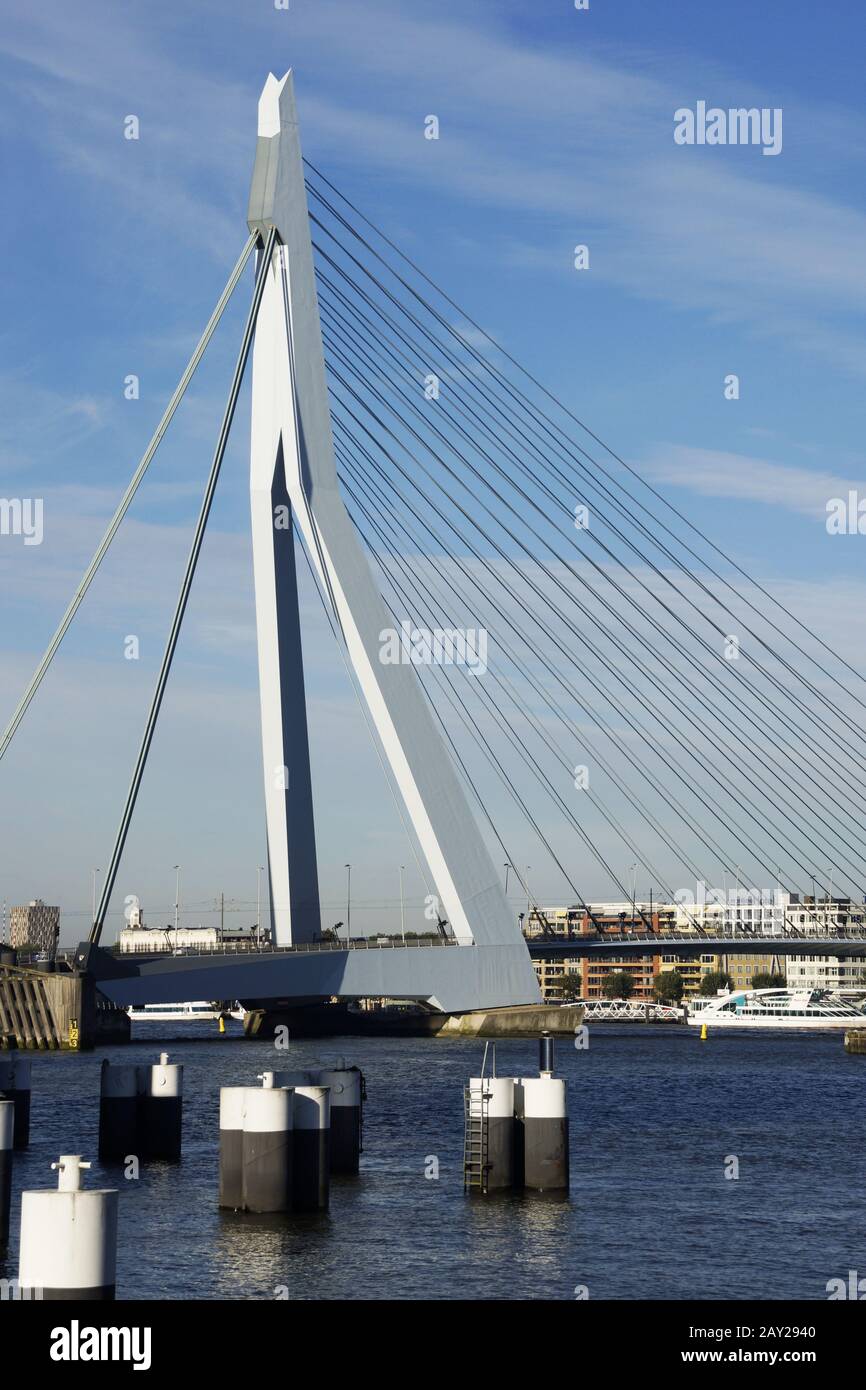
127 1000 243 1023
688 987 866 1031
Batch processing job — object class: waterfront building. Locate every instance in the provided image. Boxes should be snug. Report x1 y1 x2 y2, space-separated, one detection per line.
658 954 720 997
785 954 866 992
532 953 660 1003
672 890 866 936
118 923 258 954
525 893 866 940
718 952 782 989
10 899 60 957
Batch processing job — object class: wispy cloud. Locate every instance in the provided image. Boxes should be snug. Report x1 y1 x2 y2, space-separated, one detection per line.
643 444 866 518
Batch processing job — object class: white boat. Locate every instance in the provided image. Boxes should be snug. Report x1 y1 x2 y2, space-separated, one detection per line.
688 987 866 1031
127 1001 243 1023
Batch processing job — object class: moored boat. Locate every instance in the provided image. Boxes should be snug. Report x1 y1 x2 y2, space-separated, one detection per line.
688 987 866 1031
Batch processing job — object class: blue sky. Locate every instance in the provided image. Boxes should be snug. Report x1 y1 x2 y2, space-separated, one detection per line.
1 0 865 942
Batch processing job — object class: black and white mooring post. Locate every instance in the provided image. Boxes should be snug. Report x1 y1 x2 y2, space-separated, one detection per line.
0 1056 31 1148
316 1062 362 1174
240 1079 294 1213
272 1061 363 1175
19 1155 118 1300
218 1086 247 1211
465 1076 516 1192
142 1052 183 1160
519 1034 569 1193
99 1061 139 1162
99 1054 184 1163
291 1085 330 1211
0 1096 12 1244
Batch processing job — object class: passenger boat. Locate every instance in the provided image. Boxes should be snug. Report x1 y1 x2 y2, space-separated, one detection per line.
688 987 866 1031
127 1000 243 1023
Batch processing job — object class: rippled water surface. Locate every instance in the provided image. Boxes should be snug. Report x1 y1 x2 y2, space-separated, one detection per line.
2 1024 864 1300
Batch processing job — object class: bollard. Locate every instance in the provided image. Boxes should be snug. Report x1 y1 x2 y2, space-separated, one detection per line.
99 1055 184 1163
19 1155 118 1300
272 1063 362 1175
291 1086 330 1211
241 1086 293 1213
218 1088 247 1210
539 1031 555 1075
315 1065 362 1174
0 1096 12 1243
99 1062 140 1163
466 1076 515 1192
518 1075 569 1192
141 1053 183 1160
0 1056 31 1148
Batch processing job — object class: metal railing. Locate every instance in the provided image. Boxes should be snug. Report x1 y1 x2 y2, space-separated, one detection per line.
109 935 464 961
529 929 866 945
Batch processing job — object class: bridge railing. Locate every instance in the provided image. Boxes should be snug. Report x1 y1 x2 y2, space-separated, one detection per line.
529 930 866 945
100 935 463 961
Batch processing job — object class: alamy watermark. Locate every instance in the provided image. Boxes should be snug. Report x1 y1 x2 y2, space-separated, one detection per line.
1 1278 43 1300
674 102 782 157
826 491 866 535
379 621 488 675
827 1269 866 1299
0 497 43 545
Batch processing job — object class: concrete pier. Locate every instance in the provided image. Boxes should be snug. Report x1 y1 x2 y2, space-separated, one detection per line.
0 963 129 1050
440 1003 584 1038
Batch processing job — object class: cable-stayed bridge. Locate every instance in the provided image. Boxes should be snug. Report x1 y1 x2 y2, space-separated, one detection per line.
4 72 866 1015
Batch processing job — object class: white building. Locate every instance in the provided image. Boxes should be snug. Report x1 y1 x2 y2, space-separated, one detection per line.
118 924 257 954
786 955 866 992
526 891 866 939
673 889 866 937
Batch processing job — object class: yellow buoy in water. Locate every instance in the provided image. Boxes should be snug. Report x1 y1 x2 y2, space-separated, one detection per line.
219 1015 226 1034
700 1023 708 1041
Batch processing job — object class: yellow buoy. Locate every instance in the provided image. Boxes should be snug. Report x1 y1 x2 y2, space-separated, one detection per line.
700 1023 708 1041
219 1015 226 1034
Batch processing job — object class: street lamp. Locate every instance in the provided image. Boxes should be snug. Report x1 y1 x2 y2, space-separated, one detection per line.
173 865 180 951
399 865 406 944
256 865 265 948
503 862 510 897
345 864 351 942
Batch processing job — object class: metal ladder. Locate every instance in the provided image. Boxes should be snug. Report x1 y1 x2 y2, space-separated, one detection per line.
463 1041 494 1193
463 1081 490 1193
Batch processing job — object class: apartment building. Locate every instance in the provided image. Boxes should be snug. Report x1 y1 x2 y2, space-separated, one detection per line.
10 899 60 957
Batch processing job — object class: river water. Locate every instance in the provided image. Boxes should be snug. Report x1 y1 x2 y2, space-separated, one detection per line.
1 1024 863 1300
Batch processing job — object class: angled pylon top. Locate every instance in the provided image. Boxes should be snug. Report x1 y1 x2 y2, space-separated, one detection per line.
248 70 302 239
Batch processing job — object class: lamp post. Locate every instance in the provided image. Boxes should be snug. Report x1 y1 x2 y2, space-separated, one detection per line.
525 866 531 925
173 865 180 952
503 862 510 896
399 865 405 944
256 865 265 948
345 864 351 942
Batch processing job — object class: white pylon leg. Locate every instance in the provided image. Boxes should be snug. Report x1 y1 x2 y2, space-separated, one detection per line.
250 254 321 946
246 71 540 1001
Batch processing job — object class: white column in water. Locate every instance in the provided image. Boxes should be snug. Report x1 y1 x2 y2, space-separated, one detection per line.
246 69 539 996
249 93 321 945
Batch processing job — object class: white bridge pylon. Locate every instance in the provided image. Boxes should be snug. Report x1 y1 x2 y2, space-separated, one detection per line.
247 71 540 1004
